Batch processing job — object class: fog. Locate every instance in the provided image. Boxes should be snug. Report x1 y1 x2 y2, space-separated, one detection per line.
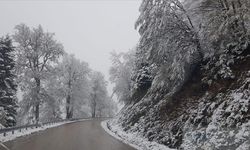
0 0 141 94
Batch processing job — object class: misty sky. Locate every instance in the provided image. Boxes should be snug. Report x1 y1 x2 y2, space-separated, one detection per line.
0 0 141 94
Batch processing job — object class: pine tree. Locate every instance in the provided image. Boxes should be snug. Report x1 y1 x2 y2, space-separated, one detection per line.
0 36 18 127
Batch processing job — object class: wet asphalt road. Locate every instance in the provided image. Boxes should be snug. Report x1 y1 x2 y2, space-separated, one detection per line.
2 119 135 150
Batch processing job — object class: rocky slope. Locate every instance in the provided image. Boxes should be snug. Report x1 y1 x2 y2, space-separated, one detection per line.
108 46 250 150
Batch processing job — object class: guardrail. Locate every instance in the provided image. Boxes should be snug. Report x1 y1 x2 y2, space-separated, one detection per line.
0 124 41 137
0 117 90 137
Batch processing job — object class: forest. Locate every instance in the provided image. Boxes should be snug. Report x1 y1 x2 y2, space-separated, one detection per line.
0 24 115 127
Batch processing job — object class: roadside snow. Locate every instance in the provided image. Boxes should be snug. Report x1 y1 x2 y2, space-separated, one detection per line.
101 120 175 150
0 119 87 143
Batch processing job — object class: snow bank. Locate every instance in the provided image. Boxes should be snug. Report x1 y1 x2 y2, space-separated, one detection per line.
0 119 87 143
101 120 175 150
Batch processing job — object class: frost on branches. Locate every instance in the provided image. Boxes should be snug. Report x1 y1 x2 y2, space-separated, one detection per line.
0 36 18 127
133 0 203 98
13 24 64 123
90 71 114 118
109 51 135 104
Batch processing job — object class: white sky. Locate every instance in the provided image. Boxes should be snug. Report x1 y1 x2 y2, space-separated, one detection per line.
0 0 141 94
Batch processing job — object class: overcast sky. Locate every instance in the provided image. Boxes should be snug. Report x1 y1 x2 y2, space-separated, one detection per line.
0 0 141 94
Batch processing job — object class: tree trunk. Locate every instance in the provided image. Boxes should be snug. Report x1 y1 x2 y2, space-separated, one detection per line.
34 78 40 123
35 104 39 123
66 80 72 119
66 94 71 119
92 108 96 118
70 102 73 118
92 98 96 118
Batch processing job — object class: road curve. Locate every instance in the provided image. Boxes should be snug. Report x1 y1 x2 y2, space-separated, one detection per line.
3 119 135 150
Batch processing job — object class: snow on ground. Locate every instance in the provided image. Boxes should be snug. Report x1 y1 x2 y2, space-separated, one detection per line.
101 120 175 150
0 119 88 143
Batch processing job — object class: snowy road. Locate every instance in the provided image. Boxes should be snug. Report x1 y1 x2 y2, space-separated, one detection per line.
2 119 135 150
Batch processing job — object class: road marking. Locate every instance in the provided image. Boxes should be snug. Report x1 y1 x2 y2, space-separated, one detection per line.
0 143 10 150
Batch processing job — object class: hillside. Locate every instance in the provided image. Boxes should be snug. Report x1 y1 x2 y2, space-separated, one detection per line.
108 45 250 149
108 0 250 149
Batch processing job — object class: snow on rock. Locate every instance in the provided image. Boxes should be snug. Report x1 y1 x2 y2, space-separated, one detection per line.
101 119 175 150
112 53 250 149
180 76 250 149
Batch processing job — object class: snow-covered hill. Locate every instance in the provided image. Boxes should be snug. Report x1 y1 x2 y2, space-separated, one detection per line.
108 48 250 150
107 0 250 149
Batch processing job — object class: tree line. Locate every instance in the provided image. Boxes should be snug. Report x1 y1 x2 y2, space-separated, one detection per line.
0 24 115 127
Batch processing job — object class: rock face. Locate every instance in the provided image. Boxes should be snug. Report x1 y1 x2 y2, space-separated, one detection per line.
111 47 250 149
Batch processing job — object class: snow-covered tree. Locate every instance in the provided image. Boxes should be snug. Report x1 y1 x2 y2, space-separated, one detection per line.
131 0 250 96
100 97 116 117
131 0 204 99
40 71 64 121
185 0 250 80
89 71 111 118
0 36 18 127
109 50 135 104
187 0 250 55
0 107 6 127
13 24 64 123
136 0 203 62
58 54 90 119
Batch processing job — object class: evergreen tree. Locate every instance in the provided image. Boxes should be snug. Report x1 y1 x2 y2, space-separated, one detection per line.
0 36 17 127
